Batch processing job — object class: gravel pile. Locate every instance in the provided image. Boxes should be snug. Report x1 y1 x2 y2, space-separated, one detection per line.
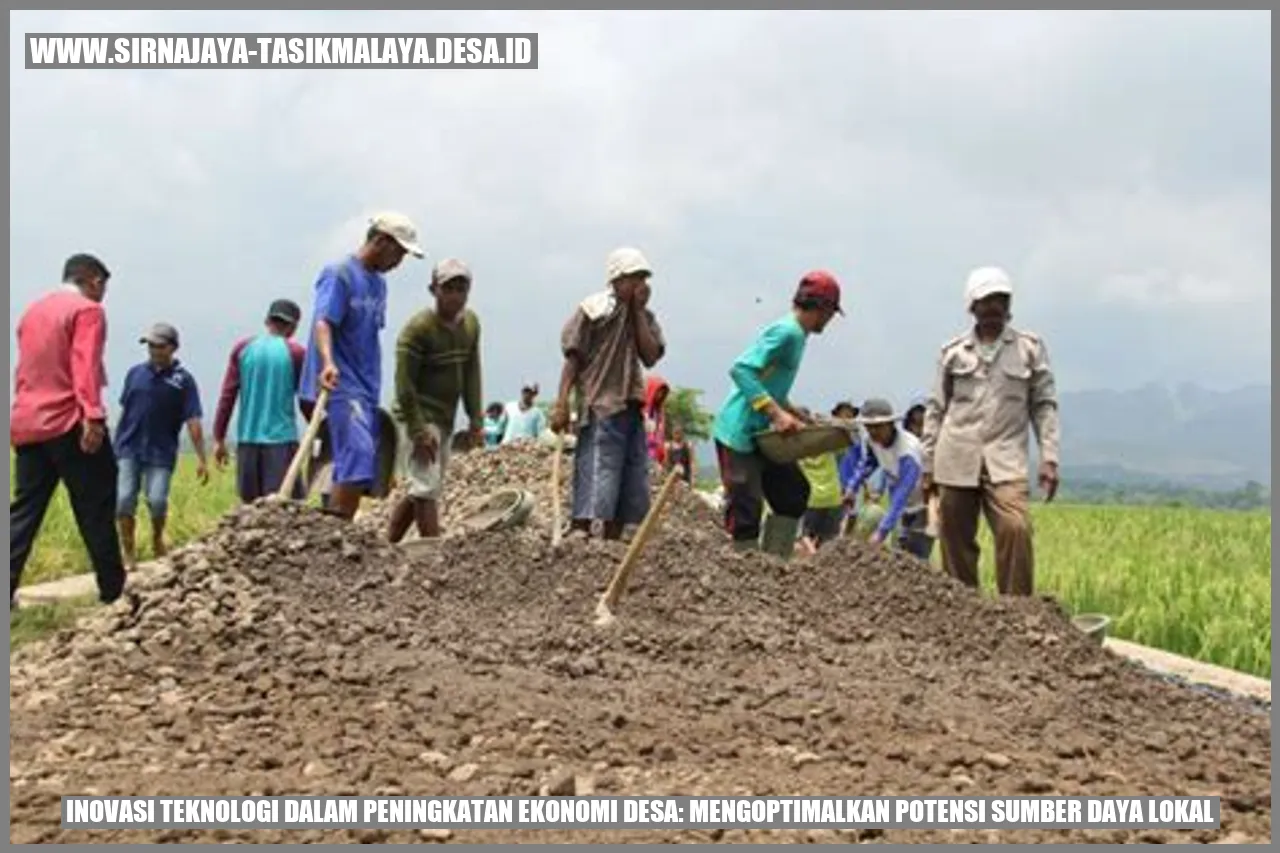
9 444 1271 844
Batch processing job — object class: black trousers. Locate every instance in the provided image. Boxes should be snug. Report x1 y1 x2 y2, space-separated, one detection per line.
10 426 127 604
714 441 811 542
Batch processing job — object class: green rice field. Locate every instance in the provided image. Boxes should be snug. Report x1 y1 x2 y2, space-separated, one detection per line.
10 457 1272 678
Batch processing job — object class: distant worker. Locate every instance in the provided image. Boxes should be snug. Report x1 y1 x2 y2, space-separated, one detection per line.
897 395 935 559
643 375 671 464
798 444 844 554
483 402 507 448
114 322 209 566
299 212 425 520
502 382 547 444
212 299 307 503
665 423 695 485
388 258 484 543
10 254 131 611
921 266 1061 596
711 272 843 558
845 398 925 552
831 400 864 536
550 247 666 541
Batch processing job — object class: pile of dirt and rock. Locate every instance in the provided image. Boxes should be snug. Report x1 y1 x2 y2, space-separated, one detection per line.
9 444 1272 844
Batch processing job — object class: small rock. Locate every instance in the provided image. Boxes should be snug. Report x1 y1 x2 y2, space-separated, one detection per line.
576 774 596 796
543 769 576 796
419 751 453 773
302 761 331 778
791 752 821 769
418 828 454 842
448 763 480 783
981 752 1012 770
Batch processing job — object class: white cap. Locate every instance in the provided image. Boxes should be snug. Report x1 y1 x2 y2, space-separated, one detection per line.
369 212 425 258
606 247 652 283
964 266 1013 307
431 258 472 285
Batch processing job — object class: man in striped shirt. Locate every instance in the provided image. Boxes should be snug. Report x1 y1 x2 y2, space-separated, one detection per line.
212 299 308 502
387 258 484 543
9 254 131 610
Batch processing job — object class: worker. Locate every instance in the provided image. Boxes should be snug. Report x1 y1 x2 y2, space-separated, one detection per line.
10 254 132 611
483 402 507 448
798 443 844 554
921 266 1062 596
502 382 547 444
212 299 307 503
843 398 924 551
897 395 935 559
299 212 425 521
831 400 864 535
664 423 695 485
387 258 484 543
112 322 209 566
643 375 671 465
710 271 843 557
550 247 666 541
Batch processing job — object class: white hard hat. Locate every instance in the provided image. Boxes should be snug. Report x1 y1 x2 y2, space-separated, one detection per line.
964 266 1013 307
606 247 652 283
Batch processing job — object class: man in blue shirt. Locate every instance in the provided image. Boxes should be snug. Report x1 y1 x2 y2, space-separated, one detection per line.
711 271 844 558
114 322 208 566
300 212 425 520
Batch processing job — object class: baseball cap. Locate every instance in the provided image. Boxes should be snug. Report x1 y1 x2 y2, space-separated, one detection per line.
606 247 653 283
140 322 180 348
267 299 302 325
795 270 844 315
432 258 472 286
369 212 425 258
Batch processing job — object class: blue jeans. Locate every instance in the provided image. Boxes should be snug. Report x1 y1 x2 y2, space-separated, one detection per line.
116 458 175 520
572 405 651 525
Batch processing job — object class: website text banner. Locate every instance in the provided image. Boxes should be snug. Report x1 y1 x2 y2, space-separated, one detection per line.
25 35 538 69
62 796 1219 831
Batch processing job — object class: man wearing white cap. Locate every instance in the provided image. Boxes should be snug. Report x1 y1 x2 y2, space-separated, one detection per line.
921 266 1062 596
299 212 425 520
550 247 666 541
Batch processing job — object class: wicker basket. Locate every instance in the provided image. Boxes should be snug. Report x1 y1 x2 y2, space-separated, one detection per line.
755 424 857 464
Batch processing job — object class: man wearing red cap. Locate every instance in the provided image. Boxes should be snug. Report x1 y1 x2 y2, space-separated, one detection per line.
710 271 844 559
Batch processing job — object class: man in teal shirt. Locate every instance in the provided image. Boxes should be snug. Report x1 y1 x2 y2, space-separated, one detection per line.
712 271 844 557
212 299 307 502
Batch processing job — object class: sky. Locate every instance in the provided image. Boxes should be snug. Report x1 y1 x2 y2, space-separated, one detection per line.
8 10 1272 429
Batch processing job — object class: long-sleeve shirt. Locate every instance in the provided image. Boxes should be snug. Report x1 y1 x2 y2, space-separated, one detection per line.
848 428 924 539
10 285 109 448
922 325 1061 487
711 313 808 454
393 308 483 442
213 332 306 445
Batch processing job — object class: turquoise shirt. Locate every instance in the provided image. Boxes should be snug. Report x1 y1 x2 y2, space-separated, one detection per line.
214 333 305 446
712 314 808 454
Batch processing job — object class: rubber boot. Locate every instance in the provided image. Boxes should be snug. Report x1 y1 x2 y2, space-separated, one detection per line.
761 514 801 560
731 538 759 553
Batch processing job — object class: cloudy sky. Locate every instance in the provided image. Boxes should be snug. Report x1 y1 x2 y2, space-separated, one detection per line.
9 10 1271 429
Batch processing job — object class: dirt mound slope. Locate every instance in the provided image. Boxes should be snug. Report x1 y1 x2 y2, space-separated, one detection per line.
9 444 1271 844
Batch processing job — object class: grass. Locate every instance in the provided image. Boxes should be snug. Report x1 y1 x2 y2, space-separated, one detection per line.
10 596 96 650
10 456 1273 678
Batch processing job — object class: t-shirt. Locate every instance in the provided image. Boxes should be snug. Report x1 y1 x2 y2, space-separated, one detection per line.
711 314 808 454
213 333 306 446
392 308 483 441
799 452 843 509
850 429 924 538
113 360 203 470
483 414 506 447
502 401 546 443
300 255 387 406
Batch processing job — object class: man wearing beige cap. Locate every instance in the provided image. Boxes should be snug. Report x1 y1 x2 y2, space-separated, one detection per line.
387 258 484 543
300 212 425 520
550 247 666 541
921 266 1062 596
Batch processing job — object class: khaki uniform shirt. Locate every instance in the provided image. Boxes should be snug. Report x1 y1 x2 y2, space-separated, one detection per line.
921 325 1061 488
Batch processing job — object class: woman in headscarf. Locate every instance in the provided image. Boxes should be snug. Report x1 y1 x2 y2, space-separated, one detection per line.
643 375 671 465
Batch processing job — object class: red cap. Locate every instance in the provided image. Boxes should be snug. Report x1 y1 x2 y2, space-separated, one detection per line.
795 270 844 314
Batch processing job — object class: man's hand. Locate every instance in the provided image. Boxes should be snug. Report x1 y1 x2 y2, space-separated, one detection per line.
549 400 571 434
469 422 485 450
921 472 935 499
79 420 105 455
195 460 210 485
1038 460 1060 503
769 407 803 435
869 529 887 547
633 280 652 310
413 430 439 466
319 362 340 392
214 440 229 469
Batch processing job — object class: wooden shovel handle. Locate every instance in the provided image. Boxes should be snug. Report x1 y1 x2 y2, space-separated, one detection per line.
278 388 330 500
599 468 683 613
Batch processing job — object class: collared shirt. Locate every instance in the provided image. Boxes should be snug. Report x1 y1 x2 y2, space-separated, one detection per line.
213 332 306 445
300 255 387 406
560 290 666 423
114 359 203 470
712 313 808 454
921 325 1061 487
10 285 109 447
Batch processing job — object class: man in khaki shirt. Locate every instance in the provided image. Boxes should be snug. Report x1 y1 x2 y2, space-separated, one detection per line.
921 267 1061 596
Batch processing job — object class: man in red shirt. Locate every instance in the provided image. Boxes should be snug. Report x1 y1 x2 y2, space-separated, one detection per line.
10 254 132 611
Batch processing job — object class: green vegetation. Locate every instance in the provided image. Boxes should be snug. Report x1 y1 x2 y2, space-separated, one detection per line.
10 596 96 650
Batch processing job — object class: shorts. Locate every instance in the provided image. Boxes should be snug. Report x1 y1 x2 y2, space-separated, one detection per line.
236 442 302 503
395 421 450 501
116 458 174 519
714 441 810 542
572 405 650 526
326 395 380 487
802 507 842 545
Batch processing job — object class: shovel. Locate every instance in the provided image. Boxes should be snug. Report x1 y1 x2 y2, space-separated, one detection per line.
550 433 565 548
275 387 330 501
594 468 682 628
